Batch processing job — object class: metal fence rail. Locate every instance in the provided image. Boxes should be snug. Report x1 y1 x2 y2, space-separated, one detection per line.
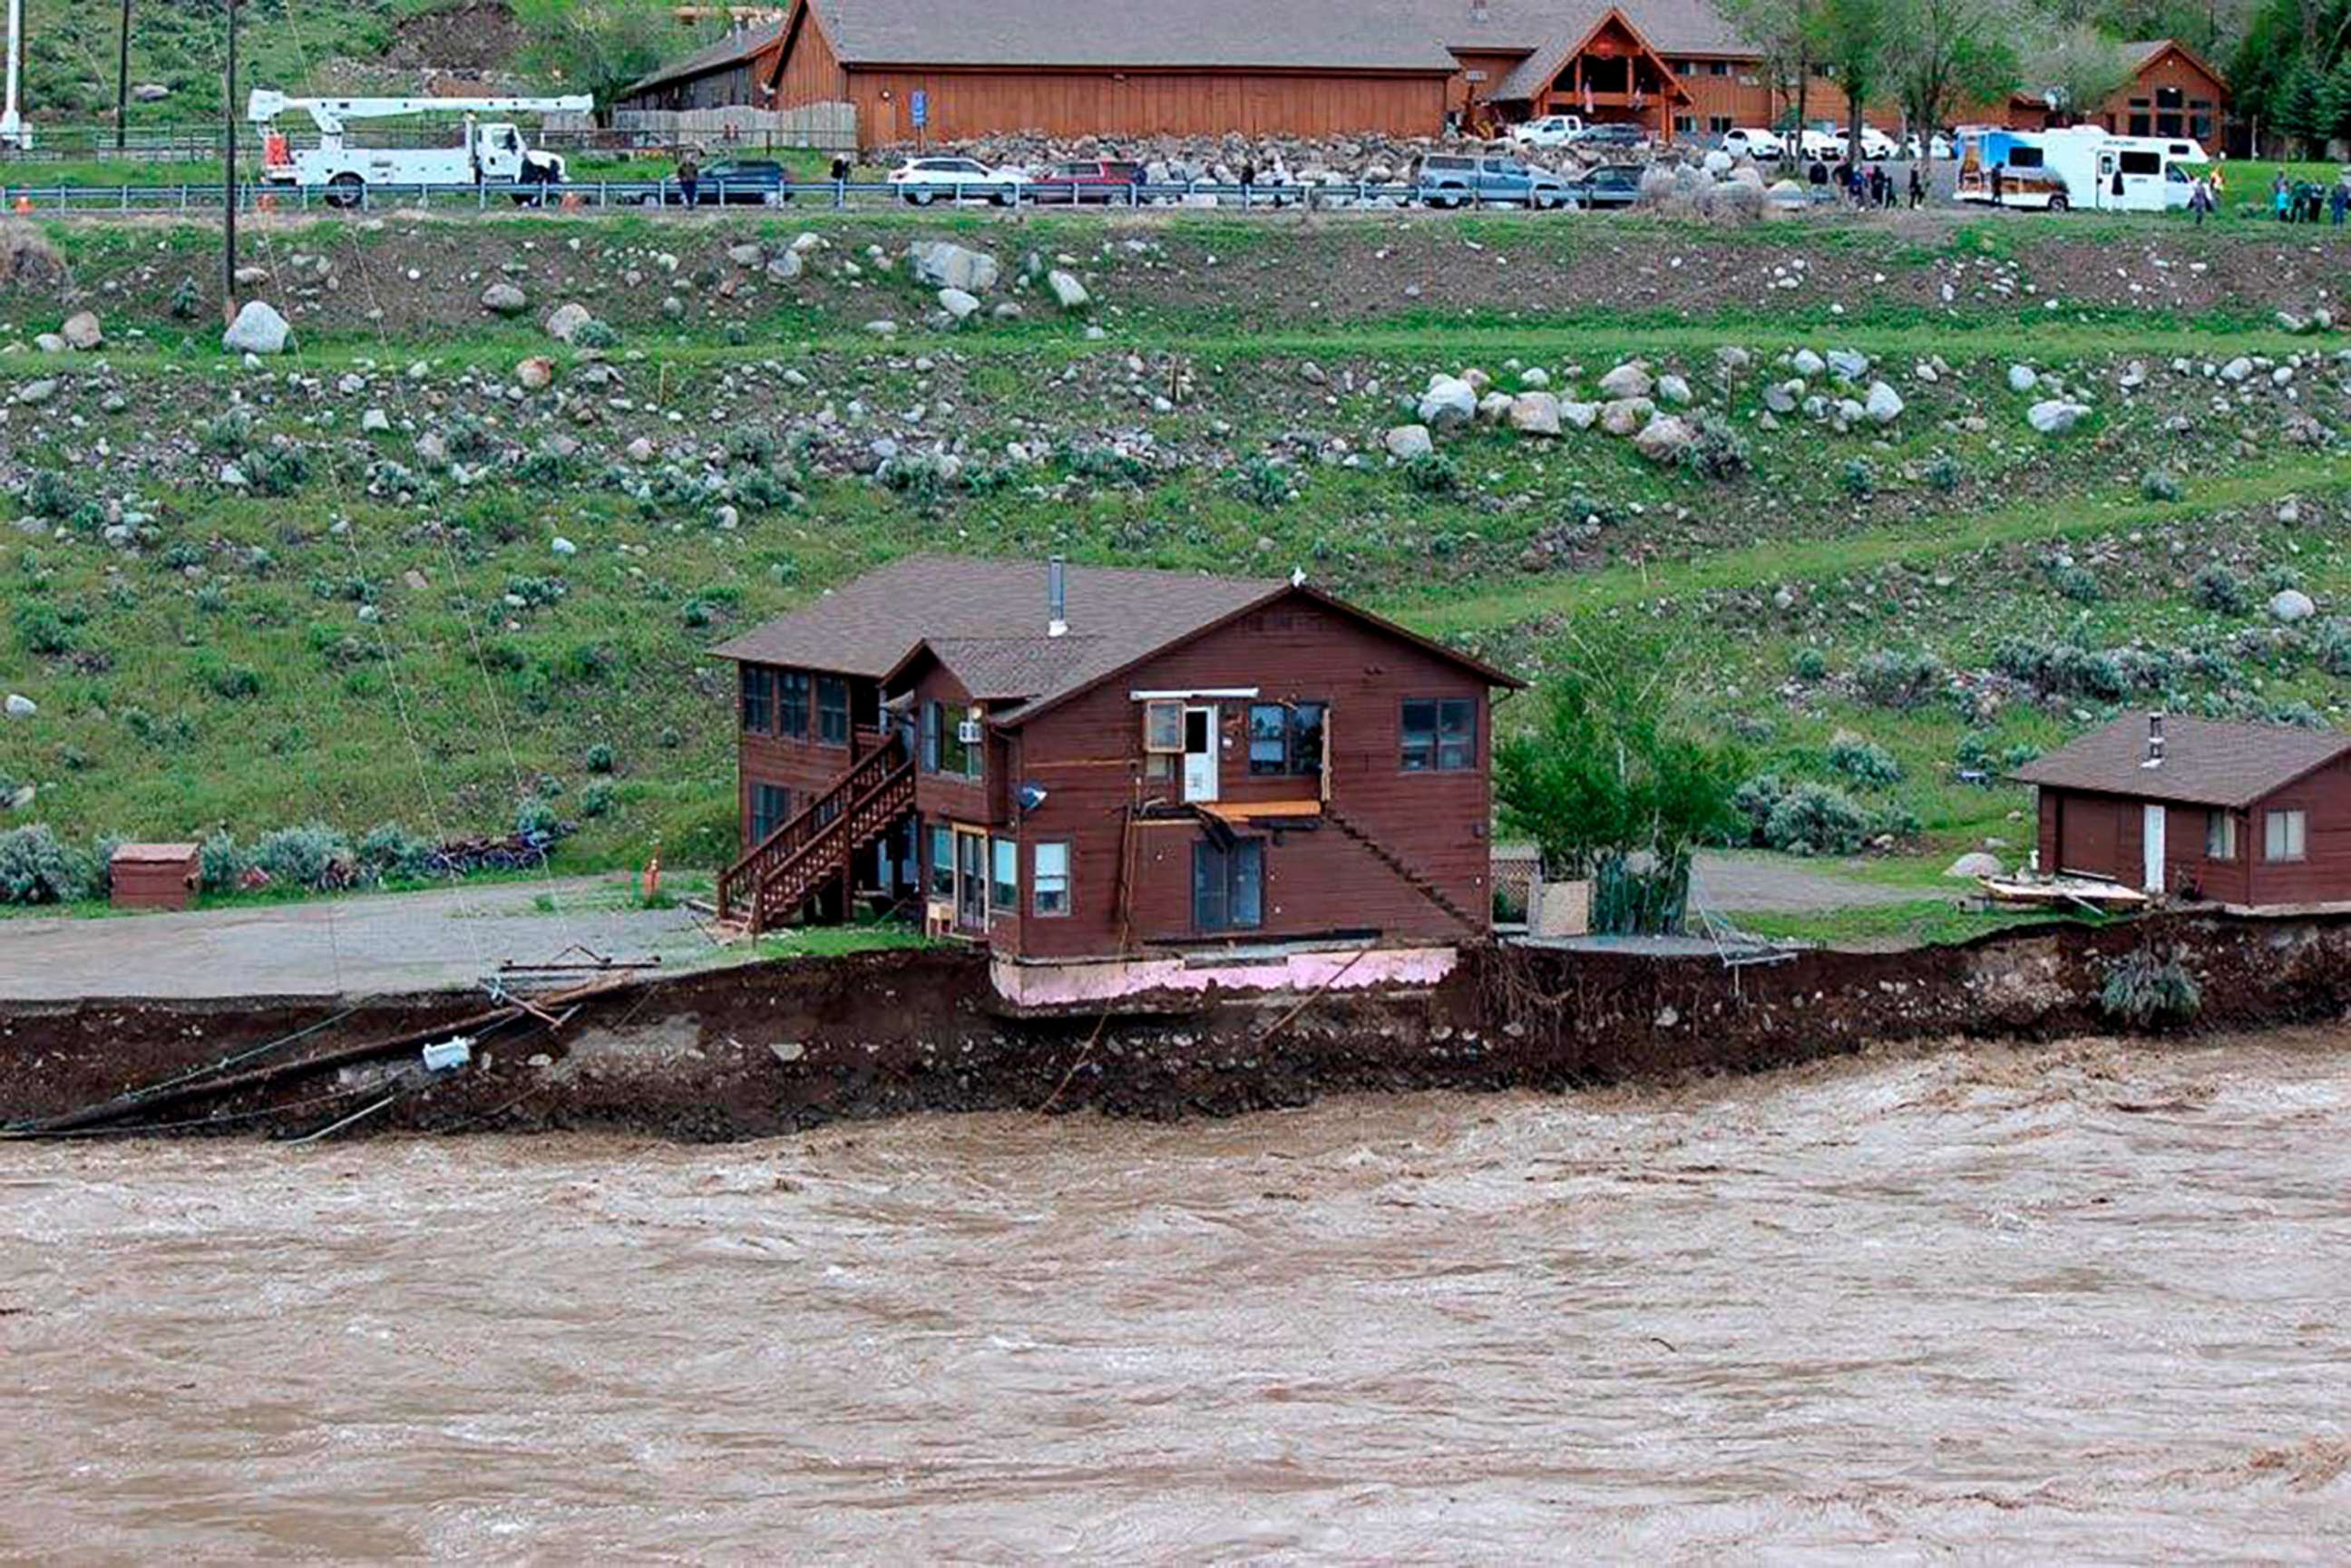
0 177 1567 216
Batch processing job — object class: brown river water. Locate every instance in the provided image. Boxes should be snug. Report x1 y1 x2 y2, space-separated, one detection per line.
4 1032 2348 1563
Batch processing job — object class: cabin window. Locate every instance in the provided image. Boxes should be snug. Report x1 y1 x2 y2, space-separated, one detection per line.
1142 699 1185 754
1673 113 1695 134
740 667 772 734
816 677 850 745
1033 842 1070 917
990 838 1019 911
920 700 941 772
1708 60 1729 75
1249 701 1328 777
777 671 810 738
751 784 791 842
1401 697 1476 772
928 823 954 899
938 705 980 779
1708 115 1733 134
2265 808 2307 862
2206 811 2238 862
1193 840 1264 932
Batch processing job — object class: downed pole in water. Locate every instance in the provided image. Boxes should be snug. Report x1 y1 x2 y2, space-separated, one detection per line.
6 979 629 1137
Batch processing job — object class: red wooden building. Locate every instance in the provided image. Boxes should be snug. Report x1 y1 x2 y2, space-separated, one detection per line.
2002 40 2229 156
710 556 1519 1004
2014 713 2351 906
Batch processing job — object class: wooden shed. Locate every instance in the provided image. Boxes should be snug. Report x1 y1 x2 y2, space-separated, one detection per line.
110 842 201 911
2014 714 2351 907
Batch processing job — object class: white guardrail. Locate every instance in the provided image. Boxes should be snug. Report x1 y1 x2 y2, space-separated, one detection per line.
0 178 1614 216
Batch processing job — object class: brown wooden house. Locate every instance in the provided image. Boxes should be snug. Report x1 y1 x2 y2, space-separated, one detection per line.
2001 39 2229 155
2014 713 2351 906
709 556 1519 1003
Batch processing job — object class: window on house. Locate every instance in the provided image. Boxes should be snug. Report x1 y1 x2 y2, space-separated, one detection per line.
990 838 1018 911
816 676 850 745
751 783 791 842
1708 114 1733 133
921 700 942 772
1708 59 1729 75
1248 701 1328 777
1401 697 1476 772
740 667 772 734
777 671 810 738
929 823 954 899
1143 699 1185 754
1193 839 1264 932
1673 113 1696 133
939 705 980 778
2206 811 2238 862
2265 808 2307 862
1033 842 1070 916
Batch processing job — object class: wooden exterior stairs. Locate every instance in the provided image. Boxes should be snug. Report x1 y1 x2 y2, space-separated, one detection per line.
1323 804 1482 934
717 739 915 935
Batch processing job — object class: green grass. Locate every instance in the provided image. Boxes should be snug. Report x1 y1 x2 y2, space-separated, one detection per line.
1732 899 2091 949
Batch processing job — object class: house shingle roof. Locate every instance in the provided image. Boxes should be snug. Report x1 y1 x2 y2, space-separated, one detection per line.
623 19 786 97
2013 714 2351 808
709 554 1517 726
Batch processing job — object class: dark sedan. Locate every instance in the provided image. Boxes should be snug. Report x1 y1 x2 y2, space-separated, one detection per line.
1567 162 1644 209
1569 122 1648 151
1026 160 1146 204
640 158 793 206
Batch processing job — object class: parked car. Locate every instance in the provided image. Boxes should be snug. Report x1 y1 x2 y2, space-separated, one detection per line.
1797 128 1842 160
1027 159 1146 203
1508 113 1585 148
640 158 792 206
1722 126 1787 160
887 155 1027 206
1566 162 1644 209
1416 151 1575 209
1569 122 1647 151
1902 131 1955 160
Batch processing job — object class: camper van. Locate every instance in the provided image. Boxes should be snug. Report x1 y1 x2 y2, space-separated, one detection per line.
1956 126 2207 212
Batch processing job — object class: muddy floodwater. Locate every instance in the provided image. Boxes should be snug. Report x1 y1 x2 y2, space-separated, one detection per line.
5 1034 2348 1561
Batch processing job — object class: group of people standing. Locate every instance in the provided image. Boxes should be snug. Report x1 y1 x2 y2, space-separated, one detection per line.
1806 157 1925 209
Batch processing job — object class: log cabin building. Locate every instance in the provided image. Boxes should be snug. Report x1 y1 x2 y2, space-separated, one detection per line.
709 556 1520 1005
2002 40 2230 156
2014 713 2351 907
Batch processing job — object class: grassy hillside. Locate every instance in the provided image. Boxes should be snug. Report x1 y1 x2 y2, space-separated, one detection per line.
4 207 2351 904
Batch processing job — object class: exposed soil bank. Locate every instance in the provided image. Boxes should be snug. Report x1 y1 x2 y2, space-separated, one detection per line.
6 910 2351 1139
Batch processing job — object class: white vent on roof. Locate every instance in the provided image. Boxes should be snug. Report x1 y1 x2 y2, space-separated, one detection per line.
2142 712 2165 769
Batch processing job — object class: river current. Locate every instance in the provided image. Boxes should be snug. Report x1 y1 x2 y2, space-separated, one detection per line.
4 1032 2346 1561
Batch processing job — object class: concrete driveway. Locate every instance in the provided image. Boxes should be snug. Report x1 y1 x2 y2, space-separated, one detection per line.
0 876 713 1001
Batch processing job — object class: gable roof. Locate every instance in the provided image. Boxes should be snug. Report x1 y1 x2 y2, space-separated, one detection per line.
2013 713 2351 808
710 554 1518 724
623 19 786 97
1491 5 1696 102
2120 37 2230 93
800 0 1459 72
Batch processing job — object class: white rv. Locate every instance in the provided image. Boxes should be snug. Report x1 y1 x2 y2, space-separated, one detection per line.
1956 126 2207 212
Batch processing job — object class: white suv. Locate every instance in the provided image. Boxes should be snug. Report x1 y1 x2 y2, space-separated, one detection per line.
887 156 1028 206
1722 127 1786 160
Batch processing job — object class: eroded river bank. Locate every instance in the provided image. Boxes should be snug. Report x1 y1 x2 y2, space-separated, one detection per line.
4 1030 2346 1560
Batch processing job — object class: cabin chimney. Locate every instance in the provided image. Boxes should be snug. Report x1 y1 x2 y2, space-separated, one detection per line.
1047 554 1068 638
1469 0 1490 20
2142 711 2165 769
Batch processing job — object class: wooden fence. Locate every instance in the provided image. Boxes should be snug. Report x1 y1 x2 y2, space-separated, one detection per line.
600 103 857 152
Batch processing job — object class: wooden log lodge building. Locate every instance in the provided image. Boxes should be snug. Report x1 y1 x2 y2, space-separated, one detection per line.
710 556 1520 1007
619 0 2228 153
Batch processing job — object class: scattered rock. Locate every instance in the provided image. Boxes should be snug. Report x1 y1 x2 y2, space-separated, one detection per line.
1560 400 1599 431
220 299 291 355
1047 269 1091 311
1826 348 1868 381
1597 361 1654 399
2270 589 2317 623
1382 424 1433 461
766 250 804 283
910 240 1000 293
2026 399 2089 435
2219 355 2253 384
480 281 530 317
1790 348 1826 376
1656 373 1692 406
1632 414 1695 464
1417 375 1478 431
937 287 981 322
3 693 34 719
2006 364 2037 393
15 377 55 405
1863 381 1904 424
1507 392 1562 436
515 355 554 390
1599 396 1654 437
551 536 578 558
60 311 102 350
1946 852 2004 879
543 302 592 343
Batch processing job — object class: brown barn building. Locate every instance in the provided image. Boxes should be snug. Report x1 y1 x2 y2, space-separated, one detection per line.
2002 39 2229 155
2014 714 2351 906
624 0 1780 146
710 556 1519 1004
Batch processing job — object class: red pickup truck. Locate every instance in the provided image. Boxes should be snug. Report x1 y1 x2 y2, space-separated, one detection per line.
1027 160 1146 204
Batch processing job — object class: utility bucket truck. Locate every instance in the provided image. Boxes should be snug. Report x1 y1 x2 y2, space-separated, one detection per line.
247 91 594 207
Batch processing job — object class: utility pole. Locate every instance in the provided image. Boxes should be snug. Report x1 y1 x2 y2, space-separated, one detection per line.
222 0 238 326
0 0 25 151
115 0 132 152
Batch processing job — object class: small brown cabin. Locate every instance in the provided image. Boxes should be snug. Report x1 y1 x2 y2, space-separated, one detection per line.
2014 713 2351 906
708 555 1518 992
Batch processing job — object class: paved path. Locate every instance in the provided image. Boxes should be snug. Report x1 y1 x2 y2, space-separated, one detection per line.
1692 852 1956 914
0 876 711 1001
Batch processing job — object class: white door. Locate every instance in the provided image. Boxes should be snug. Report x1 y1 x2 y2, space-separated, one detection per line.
1182 705 1218 803
2142 803 2166 893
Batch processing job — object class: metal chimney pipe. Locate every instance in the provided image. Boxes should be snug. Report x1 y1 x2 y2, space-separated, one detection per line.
2144 711 2165 768
1047 555 1068 638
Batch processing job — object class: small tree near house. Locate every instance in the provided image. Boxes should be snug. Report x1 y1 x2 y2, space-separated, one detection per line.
1495 631 1746 935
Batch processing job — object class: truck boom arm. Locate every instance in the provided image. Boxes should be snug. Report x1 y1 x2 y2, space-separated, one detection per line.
247 91 593 133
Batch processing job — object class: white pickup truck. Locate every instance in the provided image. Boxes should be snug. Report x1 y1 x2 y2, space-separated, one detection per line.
1507 114 1585 149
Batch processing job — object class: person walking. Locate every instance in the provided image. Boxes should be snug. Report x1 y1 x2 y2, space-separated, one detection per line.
677 149 701 209
1907 162 1925 208
2273 170 2291 222
2333 179 2350 227
1989 161 2005 208
2188 175 2213 226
